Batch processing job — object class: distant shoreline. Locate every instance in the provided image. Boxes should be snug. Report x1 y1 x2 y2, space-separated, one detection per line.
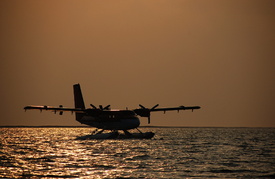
0 126 274 128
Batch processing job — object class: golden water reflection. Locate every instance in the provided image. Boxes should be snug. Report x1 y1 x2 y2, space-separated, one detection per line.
1 128 163 178
1 127 275 178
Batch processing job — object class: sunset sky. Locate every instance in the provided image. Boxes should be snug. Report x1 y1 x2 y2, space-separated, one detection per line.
1 0 274 127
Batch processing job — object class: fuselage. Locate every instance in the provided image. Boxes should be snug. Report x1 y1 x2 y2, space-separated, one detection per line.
76 109 140 130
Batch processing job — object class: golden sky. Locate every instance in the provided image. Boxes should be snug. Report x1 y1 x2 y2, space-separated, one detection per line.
1 0 274 127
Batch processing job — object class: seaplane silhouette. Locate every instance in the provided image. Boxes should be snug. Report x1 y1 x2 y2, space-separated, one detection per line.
24 84 201 139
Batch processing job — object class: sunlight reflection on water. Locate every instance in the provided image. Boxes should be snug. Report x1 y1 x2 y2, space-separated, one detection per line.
1 127 275 178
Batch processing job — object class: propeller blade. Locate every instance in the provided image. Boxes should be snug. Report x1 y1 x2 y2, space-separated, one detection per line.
151 104 159 110
99 105 103 110
103 105 111 110
90 104 97 109
139 104 146 109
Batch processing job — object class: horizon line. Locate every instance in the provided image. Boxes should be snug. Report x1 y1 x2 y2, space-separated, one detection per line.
0 125 274 128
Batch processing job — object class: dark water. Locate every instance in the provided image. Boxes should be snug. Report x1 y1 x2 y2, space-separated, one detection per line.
1 127 275 178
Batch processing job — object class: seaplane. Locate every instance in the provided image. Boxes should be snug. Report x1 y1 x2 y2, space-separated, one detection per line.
24 84 201 139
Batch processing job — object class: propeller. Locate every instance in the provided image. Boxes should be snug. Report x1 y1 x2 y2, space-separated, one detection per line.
139 104 159 110
90 104 111 110
138 104 159 124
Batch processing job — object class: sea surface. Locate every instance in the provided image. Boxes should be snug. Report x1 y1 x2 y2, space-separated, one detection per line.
0 127 275 178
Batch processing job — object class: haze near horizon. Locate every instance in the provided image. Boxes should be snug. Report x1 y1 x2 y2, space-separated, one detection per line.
0 0 274 127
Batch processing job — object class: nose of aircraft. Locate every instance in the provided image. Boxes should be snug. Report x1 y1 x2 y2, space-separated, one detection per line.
120 117 140 130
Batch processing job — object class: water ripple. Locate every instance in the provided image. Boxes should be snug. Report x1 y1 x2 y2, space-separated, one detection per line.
1 127 275 178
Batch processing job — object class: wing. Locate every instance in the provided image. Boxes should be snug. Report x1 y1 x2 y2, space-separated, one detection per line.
24 105 85 115
133 105 201 124
151 106 201 112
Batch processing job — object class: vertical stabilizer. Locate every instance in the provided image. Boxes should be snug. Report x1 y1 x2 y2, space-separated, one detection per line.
73 84 85 109
73 84 85 122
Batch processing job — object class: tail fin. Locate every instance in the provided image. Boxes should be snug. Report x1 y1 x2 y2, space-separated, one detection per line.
73 84 85 122
73 84 85 109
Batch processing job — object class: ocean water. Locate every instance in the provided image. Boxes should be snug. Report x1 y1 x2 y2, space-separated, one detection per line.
0 127 275 178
